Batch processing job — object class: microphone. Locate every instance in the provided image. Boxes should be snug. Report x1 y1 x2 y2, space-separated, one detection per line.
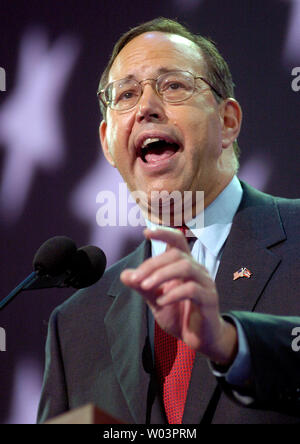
0 236 107 309
27 243 107 290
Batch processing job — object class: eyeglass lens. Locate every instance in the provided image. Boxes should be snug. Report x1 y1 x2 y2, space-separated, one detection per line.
106 71 197 110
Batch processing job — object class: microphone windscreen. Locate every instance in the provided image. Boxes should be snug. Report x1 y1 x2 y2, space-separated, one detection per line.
33 236 77 276
68 245 107 289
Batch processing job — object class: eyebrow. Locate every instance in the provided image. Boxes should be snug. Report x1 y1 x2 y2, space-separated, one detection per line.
110 67 182 84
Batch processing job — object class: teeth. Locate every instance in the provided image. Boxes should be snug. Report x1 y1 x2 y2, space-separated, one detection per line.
141 137 161 149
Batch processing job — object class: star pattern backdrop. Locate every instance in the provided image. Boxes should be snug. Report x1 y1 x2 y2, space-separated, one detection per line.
0 0 299 424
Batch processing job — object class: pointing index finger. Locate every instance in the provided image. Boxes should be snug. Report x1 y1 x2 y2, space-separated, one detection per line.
144 227 191 254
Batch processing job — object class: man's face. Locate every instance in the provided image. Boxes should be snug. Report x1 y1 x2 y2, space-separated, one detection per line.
100 32 238 215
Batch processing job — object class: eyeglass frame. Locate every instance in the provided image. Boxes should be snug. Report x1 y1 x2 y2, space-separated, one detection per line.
97 70 225 112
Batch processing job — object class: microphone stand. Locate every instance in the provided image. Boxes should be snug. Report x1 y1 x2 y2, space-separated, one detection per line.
0 271 39 310
0 270 75 310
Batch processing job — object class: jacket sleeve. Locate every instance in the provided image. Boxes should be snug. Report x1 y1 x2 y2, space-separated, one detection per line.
36 307 69 423
218 311 300 417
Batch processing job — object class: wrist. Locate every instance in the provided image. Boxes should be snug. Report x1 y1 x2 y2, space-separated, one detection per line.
211 319 238 367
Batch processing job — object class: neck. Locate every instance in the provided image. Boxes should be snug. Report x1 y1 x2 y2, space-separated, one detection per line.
142 177 234 226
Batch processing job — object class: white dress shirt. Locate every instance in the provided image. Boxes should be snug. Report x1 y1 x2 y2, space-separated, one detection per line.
146 174 242 278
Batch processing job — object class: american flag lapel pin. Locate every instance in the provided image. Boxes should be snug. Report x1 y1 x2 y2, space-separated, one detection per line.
233 267 253 281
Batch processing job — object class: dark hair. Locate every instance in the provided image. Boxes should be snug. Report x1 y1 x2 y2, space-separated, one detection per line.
98 17 240 159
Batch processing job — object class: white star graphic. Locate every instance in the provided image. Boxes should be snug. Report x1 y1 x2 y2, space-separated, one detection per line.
282 0 300 65
239 155 271 191
70 154 144 266
0 28 79 222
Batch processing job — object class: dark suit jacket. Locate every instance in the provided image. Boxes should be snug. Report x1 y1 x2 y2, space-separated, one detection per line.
224 311 300 417
37 181 300 424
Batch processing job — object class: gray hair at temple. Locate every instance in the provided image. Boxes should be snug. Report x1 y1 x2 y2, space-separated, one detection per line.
98 17 240 161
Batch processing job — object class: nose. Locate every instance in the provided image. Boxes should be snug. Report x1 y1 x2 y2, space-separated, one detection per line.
135 81 166 123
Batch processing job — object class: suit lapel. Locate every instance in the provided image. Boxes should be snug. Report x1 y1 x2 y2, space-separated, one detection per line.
216 181 285 314
104 240 165 424
183 181 286 423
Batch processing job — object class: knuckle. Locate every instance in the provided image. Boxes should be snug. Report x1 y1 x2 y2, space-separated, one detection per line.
181 259 191 275
170 248 183 260
187 281 198 294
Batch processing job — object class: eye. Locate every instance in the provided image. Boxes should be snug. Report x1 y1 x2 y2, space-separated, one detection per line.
169 82 184 90
108 78 139 104
116 82 141 102
111 89 138 106
161 80 187 92
118 90 136 101
159 74 193 94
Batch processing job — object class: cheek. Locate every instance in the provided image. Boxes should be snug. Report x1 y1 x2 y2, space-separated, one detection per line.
106 114 133 160
189 107 222 152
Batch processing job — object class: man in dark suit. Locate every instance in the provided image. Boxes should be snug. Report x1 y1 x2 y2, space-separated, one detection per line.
37 18 300 424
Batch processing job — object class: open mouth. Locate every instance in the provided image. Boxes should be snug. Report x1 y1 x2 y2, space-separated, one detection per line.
137 138 180 163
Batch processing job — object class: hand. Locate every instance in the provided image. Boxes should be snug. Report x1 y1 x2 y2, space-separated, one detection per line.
120 227 238 366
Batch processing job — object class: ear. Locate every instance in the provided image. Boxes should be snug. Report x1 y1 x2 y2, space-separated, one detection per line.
220 99 242 149
99 120 116 167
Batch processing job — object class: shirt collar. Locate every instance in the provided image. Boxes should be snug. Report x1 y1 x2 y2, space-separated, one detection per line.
186 175 243 256
146 175 243 257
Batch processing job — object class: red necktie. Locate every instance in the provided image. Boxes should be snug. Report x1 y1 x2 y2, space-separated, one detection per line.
154 225 196 424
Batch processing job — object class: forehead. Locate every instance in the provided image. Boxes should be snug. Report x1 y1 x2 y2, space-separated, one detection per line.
109 31 207 82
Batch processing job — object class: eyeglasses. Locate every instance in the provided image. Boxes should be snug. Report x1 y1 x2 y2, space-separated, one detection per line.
98 70 224 112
